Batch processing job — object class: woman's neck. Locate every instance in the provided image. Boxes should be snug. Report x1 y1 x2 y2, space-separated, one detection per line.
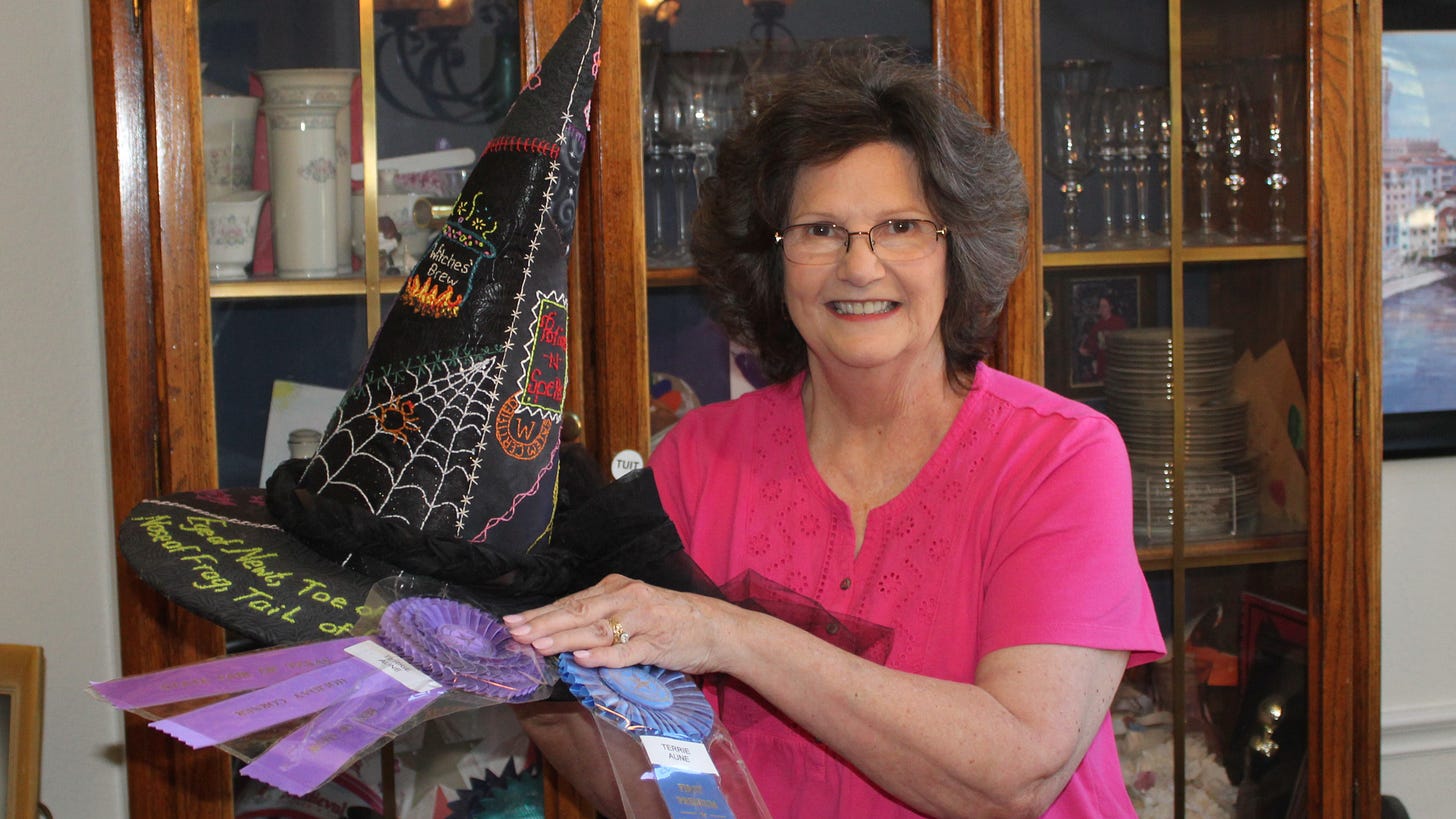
801 358 964 438
800 358 968 555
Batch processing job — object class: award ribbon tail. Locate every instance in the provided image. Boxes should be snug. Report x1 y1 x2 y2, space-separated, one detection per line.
90 637 370 710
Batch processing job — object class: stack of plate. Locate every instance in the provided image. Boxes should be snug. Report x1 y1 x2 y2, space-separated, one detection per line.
1115 399 1249 464
1131 460 1261 542
1103 328 1235 406
1102 327 1259 543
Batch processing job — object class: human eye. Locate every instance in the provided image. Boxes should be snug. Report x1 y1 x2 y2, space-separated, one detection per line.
799 223 841 239
882 219 923 236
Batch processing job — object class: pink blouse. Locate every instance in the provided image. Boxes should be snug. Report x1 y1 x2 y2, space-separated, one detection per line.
649 364 1164 817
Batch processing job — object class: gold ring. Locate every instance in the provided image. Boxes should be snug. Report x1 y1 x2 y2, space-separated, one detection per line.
608 617 630 646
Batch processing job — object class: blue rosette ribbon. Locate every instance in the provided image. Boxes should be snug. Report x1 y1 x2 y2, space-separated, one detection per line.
556 656 714 741
558 656 737 819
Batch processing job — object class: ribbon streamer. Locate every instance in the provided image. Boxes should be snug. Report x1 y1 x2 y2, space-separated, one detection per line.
90 596 550 796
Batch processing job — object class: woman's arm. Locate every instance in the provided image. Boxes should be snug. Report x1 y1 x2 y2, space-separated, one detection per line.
506 575 1127 819
512 699 628 819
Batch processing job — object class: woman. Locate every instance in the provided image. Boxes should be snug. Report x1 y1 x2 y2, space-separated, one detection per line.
507 44 1163 818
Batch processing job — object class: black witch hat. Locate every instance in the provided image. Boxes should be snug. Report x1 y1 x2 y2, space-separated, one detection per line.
118 0 713 646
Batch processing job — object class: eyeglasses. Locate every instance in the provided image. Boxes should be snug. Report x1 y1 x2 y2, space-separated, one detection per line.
774 219 949 265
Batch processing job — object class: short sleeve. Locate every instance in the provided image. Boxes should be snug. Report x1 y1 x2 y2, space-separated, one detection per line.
978 416 1165 668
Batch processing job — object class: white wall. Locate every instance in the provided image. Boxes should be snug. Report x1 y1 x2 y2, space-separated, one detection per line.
0 1 129 817
1381 457 1456 816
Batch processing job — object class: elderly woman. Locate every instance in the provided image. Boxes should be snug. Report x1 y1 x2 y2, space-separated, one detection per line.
509 44 1163 818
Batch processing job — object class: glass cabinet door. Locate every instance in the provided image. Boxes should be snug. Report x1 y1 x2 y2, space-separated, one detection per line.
1039 0 1313 815
201 0 523 489
197 2 538 814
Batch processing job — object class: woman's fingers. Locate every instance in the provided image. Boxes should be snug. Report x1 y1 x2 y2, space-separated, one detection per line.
504 575 642 652
502 576 724 672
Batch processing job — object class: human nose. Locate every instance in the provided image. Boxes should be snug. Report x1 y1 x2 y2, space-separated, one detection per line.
838 230 884 285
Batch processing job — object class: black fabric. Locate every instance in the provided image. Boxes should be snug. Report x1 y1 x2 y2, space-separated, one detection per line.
267 457 525 586
119 466 719 645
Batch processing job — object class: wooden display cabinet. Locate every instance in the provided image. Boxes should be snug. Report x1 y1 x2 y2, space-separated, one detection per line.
89 0 1379 816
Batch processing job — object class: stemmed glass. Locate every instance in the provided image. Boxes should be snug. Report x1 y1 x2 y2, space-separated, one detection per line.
1183 80 1227 244
684 49 742 191
1241 54 1305 241
1216 71 1251 243
641 43 673 266
1149 86 1174 243
1091 86 1127 248
1043 60 1110 250
1124 85 1162 245
658 52 700 266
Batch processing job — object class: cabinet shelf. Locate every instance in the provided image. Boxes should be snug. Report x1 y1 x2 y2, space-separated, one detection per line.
1136 531 1307 572
209 274 408 300
1043 241 1306 270
646 266 700 288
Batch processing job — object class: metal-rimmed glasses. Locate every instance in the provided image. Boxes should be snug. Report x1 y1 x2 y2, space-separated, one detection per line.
774 219 949 265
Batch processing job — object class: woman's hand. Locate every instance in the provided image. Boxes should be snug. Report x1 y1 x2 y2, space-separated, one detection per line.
504 574 737 675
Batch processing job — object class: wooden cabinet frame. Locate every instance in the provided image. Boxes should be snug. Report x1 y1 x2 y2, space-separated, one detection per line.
89 0 1379 816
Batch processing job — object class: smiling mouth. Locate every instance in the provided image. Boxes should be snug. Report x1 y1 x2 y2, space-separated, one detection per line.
829 300 898 316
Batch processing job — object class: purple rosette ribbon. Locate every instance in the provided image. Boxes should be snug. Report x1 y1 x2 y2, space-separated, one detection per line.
378 596 548 700
557 656 714 742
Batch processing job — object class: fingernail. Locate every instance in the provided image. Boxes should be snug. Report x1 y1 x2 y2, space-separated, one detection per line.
508 624 530 636
502 614 524 624
573 649 591 659
531 637 554 650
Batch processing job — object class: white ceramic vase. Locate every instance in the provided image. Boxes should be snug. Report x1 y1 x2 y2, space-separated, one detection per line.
206 189 269 281
257 68 357 279
201 95 260 197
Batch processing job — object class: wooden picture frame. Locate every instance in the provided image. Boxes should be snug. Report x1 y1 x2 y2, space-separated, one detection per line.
0 644 43 819
1044 270 1153 401
1381 1 1456 458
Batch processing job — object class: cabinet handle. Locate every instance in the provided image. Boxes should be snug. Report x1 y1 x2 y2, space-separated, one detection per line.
131 0 141 33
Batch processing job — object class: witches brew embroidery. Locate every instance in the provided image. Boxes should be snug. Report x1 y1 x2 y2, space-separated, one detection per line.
402 192 500 319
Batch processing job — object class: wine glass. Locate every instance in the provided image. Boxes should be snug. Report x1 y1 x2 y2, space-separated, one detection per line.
1216 71 1251 243
1241 53 1305 241
684 48 742 191
641 42 673 266
1183 79 1227 244
1145 86 1173 243
658 52 700 266
1124 85 1162 245
1090 86 1127 248
1043 60 1110 250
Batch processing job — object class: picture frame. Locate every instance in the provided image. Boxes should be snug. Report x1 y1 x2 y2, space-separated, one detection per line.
1380 1 1456 458
0 644 44 819
1227 594 1308 815
1045 272 1147 400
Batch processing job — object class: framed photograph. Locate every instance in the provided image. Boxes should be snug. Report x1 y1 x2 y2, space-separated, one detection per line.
1046 273 1144 398
0 644 44 819
1381 2 1456 458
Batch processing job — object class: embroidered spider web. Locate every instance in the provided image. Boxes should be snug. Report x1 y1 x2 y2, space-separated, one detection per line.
303 345 510 539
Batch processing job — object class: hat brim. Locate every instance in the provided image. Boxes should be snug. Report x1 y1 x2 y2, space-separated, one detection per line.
119 489 383 645
118 466 725 646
